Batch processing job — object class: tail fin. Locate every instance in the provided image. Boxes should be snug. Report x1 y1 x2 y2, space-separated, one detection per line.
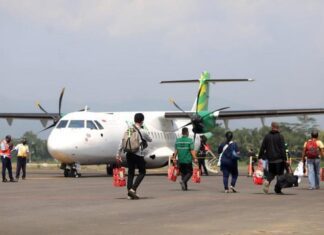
191 71 210 112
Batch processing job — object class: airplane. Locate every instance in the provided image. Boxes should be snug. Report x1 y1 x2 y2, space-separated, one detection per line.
2 71 324 177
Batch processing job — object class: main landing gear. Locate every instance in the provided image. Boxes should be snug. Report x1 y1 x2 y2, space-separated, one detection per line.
61 163 82 178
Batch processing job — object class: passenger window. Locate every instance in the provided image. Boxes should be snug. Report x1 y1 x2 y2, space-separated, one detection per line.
95 120 104 130
56 120 68 129
86 121 97 130
68 120 84 128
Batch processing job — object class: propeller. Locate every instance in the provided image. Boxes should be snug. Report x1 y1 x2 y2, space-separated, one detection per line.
37 88 65 132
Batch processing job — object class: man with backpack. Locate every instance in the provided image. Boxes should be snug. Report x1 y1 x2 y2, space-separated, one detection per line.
116 113 152 200
302 130 323 190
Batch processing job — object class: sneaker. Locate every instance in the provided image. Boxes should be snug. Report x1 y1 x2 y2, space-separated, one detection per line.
127 196 133 200
9 178 17 182
263 180 270 194
2 178 8 183
224 189 229 193
128 189 139 200
179 181 186 191
230 186 237 193
308 187 315 190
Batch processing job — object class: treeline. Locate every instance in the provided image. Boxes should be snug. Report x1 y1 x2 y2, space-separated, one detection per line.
208 117 322 159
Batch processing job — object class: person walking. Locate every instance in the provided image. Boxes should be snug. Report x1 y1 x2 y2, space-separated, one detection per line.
259 122 287 194
172 127 198 191
218 131 240 193
116 113 152 200
1 135 16 182
198 135 209 176
15 138 30 180
301 130 324 190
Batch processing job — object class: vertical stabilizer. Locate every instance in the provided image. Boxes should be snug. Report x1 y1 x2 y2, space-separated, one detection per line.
191 71 210 112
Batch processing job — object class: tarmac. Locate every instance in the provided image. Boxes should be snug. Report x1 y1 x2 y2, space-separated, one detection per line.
0 168 324 235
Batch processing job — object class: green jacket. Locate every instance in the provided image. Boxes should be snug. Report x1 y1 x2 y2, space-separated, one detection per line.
175 136 194 164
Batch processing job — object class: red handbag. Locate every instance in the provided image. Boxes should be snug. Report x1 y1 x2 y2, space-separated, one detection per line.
168 165 179 182
192 167 201 183
113 167 126 187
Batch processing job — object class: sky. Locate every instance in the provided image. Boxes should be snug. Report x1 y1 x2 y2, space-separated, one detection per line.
1 0 324 139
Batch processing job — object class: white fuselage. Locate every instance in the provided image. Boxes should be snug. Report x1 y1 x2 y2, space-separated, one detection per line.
47 111 192 168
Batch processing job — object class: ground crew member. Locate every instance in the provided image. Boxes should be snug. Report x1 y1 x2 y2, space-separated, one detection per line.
1 135 16 182
172 127 198 191
15 138 30 180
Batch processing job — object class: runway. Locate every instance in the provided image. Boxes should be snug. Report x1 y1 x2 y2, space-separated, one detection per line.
1 169 323 235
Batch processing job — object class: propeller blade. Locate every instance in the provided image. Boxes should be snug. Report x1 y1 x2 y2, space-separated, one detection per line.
200 106 230 120
196 86 202 113
36 101 49 114
38 123 56 133
169 98 187 114
58 88 65 116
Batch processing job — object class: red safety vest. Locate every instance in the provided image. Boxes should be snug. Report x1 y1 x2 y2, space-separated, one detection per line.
0 140 10 156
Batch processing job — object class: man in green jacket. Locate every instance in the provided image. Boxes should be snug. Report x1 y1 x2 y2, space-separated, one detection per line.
172 127 198 191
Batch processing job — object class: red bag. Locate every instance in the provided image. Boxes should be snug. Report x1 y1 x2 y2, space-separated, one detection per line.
305 139 319 159
113 167 126 187
253 160 264 185
168 165 179 182
192 167 201 183
321 168 324 182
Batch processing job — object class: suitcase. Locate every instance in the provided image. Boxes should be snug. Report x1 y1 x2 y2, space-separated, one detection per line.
168 165 179 182
113 167 126 187
192 167 201 183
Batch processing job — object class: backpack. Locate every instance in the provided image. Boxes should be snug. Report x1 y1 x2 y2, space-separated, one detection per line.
122 125 147 153
122 127 141 153
305 139 319 159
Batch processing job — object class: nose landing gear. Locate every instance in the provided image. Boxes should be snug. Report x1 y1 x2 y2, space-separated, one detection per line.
61 163 81 178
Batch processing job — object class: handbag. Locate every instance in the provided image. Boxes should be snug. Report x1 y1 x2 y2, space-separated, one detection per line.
113 167 126 187
277 164 298 189
192 166 201 183
253 160 264 185
168 165 179 182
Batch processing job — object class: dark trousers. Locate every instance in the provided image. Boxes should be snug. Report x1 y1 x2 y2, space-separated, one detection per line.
267 161 285 192
126 153 146 191
16 157 27 179
198 158 208 175
179 163 193 188
1 156 13 180
222 164 238 190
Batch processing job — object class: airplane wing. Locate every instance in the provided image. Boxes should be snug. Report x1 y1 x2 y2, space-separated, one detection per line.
165 108 324 120
0 113 59 126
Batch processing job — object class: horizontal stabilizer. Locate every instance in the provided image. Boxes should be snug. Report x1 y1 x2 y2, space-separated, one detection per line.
160 78 253 84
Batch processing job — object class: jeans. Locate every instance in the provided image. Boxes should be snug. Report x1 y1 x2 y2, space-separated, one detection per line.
179 163 193 188
307 158 320 189
16 157 27 179
126 153 146 191
1 156 13 180
221 164 238 190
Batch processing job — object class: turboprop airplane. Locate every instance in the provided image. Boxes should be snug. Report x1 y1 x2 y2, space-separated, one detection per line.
2 71 324 177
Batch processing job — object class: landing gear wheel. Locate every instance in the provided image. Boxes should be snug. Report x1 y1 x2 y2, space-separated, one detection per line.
64 169 70 177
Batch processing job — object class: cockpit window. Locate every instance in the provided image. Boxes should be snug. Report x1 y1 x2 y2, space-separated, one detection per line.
94 120 104 130
86 121 98 130
56 120 68 129
68 120 84 128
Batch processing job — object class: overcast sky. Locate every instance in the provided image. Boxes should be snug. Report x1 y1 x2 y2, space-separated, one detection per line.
1 0 324 138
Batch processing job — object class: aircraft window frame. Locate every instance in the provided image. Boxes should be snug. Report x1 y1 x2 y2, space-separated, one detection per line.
95 120 104 130
86 120 98 130
56 120 68 129
68 120 85 128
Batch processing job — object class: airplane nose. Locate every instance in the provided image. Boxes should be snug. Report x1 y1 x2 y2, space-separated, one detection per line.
47 130 75 163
